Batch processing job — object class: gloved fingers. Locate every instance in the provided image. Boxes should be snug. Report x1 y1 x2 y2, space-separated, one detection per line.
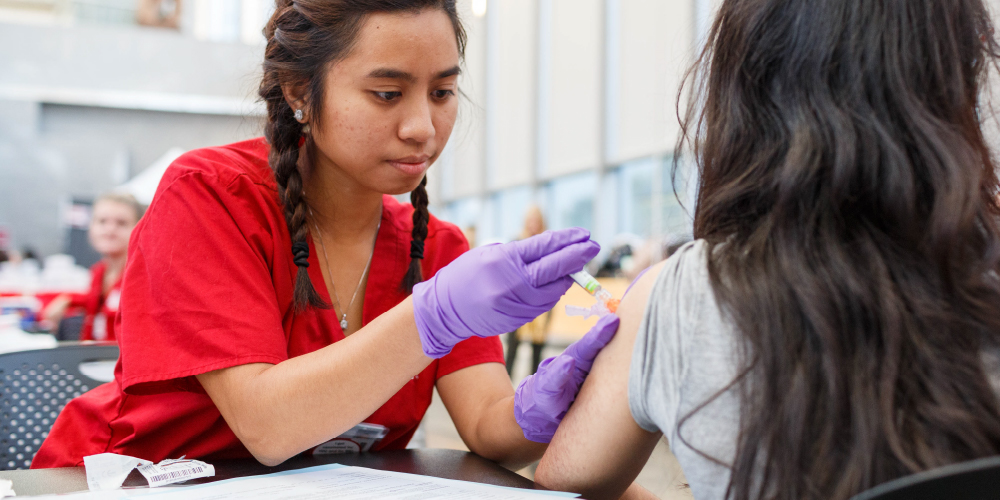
510 228 591 264
564 314 620 372
524 240 601 287
531 276 575 305
536 356 576 394
535 356 557 372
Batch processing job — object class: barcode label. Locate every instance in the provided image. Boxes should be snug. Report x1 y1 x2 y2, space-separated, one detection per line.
148 466 203 483
138 460 214 488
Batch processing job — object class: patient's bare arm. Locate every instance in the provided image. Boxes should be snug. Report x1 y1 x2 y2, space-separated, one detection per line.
534 261 667 499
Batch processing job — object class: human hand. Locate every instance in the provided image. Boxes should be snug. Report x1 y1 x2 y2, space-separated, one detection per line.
513 314 620 443
42 294 72 325
412 227 600 358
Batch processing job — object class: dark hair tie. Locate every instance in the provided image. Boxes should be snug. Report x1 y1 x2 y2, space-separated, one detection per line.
292 241 310 268
410 240 425 260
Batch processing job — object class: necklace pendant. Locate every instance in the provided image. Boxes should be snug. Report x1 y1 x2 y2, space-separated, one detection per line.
340 316 348 331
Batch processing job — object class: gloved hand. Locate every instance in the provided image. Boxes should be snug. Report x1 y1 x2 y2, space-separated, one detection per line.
413 227 599 358
514 314 620 443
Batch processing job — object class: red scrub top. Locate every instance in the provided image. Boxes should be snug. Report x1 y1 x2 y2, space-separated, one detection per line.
32 138 503 468
68 260 123 341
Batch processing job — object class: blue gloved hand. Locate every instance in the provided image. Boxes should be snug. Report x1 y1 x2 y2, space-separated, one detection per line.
412 227 600 358
514 314 620 443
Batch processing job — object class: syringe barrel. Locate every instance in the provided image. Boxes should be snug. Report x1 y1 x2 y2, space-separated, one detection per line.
570 270 602 295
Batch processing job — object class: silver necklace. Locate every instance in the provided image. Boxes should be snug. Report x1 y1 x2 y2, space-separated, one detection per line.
310 207 381 331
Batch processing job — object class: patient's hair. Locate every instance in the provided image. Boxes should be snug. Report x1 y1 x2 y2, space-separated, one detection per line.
678 0 1000 498
259 0 466 312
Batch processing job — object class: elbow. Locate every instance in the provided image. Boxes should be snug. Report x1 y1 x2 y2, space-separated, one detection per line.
244 438 294 467
234 420 297 467
251 453 286 468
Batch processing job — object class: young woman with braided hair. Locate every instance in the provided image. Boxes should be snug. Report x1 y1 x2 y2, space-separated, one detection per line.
33 0 620 473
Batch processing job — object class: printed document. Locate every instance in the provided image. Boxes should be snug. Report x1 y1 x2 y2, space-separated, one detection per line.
20 464 578 499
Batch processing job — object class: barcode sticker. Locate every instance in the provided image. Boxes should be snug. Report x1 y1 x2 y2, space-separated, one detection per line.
138 459 215 488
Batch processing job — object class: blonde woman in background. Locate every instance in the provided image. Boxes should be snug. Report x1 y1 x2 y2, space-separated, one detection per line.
43 193 144 341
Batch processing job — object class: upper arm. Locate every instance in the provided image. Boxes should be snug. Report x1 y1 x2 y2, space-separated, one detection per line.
119 170 287 395
534 261 667 500
196 363 273 448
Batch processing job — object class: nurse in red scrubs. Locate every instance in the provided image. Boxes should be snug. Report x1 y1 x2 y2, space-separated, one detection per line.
42 193 144 341
33 0 613 470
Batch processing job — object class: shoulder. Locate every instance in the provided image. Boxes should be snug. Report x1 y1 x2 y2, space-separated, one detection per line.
623 240 710 312
157 138 276 197
145 138 281 223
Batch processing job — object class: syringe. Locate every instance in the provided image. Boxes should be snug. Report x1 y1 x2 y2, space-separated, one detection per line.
566 270 620 318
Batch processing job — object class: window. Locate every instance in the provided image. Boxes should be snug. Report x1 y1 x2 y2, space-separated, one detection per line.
616 157 656 237
544 171 596 232
490 185 533 242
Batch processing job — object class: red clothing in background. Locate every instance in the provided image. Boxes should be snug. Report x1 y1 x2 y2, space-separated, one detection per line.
69 260 123 341
33 138 503 467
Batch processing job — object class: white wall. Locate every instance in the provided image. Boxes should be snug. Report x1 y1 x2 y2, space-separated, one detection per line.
543 0 602 178
491 0 537 189
610 0 694 163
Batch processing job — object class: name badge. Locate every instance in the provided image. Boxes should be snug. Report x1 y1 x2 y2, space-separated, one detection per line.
312 423 389 455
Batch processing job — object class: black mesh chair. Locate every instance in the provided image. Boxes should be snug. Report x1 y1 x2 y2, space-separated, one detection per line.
850 455 1000 500
0 344 119 470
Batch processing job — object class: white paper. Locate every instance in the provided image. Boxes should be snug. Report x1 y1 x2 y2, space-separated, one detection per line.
83 454 213 491
28 464 577 500
0 478 14 497
84 454 152 491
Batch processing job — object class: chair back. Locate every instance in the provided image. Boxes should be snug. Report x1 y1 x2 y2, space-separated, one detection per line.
850 455 1000 500
0 344 119 470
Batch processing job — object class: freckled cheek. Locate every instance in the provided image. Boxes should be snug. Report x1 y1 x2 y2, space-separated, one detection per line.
328 108 380 148
434 106 459 143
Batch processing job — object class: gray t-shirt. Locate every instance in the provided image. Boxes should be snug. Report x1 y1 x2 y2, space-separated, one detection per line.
628 239 741 500
627 240 1000 499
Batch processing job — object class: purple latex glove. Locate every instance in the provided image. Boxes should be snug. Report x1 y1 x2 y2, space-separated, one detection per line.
413 227 600 358
514 314 620 443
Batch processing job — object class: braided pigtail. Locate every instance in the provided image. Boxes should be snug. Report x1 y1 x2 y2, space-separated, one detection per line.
269 101 329 312
401 176 429 293
260 2 333 312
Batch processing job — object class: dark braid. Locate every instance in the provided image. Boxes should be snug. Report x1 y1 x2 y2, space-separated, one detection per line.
259 0 466 311
401 176 429 293
267 101 328 312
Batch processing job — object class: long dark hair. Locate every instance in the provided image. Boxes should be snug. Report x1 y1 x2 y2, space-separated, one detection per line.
678 0 1000 498
259 0 466 311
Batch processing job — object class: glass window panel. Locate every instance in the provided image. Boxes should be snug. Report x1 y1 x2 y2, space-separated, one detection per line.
616 157 656 238
491 186 534 242
544 171 596 232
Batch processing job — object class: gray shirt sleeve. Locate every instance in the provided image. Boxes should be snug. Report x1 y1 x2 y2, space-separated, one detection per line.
626 240 742 500
628 241 706 433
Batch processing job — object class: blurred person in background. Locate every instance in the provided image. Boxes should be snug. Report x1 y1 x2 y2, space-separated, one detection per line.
535 0 1000 499
33 1 624 481
136 0 182 29
505 205 552 376
42 193 143 341
21 247 38 262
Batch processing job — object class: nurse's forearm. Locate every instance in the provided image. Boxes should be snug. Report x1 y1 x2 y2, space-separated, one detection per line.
197 297 432 466
470 395 548 470
436 364 547 470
